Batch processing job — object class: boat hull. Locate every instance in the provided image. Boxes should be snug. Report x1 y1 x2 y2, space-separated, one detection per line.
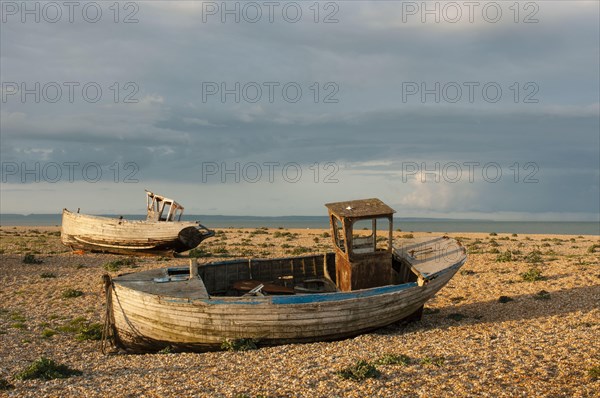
61 209 211 255
109 255 464 352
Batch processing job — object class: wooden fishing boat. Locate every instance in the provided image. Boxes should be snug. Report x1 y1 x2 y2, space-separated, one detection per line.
61 191 214 256
103 199 467 352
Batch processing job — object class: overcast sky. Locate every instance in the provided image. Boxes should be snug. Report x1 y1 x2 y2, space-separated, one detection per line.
1 1 598 220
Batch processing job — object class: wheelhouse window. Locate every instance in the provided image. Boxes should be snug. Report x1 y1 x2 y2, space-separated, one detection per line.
146 191 185 222
331 215 346 252
350 217 391 255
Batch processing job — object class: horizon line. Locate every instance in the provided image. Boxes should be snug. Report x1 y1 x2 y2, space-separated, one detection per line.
1 213 598 223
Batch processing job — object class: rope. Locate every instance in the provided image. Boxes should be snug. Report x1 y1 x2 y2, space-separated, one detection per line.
101 274 162 353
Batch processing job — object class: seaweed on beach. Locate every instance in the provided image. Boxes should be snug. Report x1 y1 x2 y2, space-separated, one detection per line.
15 357 82 381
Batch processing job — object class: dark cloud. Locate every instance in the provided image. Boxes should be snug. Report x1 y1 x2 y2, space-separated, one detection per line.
1 1 598 219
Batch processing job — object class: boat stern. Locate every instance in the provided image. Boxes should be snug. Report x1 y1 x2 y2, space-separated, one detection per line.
177 223 215 251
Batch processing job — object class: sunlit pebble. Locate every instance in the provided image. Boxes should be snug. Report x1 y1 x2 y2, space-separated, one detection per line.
0 228 598 397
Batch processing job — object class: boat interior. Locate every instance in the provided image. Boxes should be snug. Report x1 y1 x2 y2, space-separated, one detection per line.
113 234 464 299
194 252 418 296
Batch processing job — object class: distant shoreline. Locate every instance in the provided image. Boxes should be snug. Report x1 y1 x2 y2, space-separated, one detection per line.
1 214 598 235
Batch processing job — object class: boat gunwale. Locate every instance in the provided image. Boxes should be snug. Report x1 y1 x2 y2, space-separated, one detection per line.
113 279 420 306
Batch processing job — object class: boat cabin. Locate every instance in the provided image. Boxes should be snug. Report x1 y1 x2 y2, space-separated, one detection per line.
325 198 395 292
146 191 184 222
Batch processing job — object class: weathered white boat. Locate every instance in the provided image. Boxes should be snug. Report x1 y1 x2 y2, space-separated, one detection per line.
61 191 214 256
103 199 467 352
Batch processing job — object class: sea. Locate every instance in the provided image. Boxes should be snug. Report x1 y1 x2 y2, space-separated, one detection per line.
0 214 598 235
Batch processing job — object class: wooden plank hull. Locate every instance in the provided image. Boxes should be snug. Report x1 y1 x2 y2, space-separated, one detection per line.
109 250 465 352
61 209 211 255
